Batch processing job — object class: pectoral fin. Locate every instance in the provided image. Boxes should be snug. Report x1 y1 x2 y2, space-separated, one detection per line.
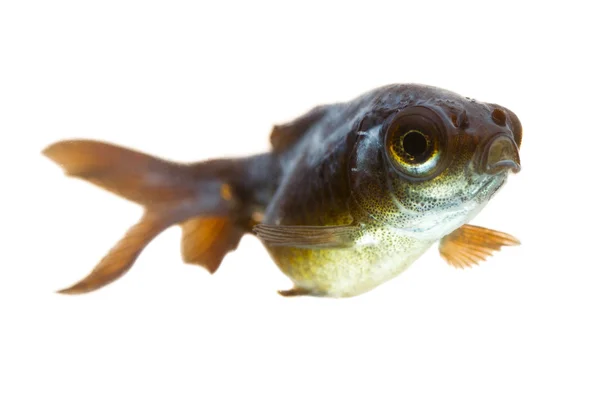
253 224 358 249
439 224 520 269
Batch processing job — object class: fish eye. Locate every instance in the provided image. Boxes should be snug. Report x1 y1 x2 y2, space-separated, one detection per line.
384 107 447 179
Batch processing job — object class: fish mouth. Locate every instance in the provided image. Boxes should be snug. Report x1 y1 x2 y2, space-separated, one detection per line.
477 133 521 175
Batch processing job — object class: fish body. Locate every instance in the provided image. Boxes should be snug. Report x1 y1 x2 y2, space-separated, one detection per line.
43 84 522 298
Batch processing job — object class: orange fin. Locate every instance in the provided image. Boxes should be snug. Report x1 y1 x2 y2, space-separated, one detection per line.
253 224 358 249
180 216 243 273
439 224 520 269
43 139 195 204
43 139 240 294
57 212 172 294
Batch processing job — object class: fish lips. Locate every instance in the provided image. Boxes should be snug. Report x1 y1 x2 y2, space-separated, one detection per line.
476 133 521 175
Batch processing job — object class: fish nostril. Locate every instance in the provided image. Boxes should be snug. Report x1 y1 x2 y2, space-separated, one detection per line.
479 134 521 174
491 108 507 126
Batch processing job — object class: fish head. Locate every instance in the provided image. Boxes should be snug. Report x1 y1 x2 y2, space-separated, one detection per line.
349 85 522 239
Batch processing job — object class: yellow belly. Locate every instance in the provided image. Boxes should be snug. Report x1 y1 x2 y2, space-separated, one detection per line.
266 227 435 297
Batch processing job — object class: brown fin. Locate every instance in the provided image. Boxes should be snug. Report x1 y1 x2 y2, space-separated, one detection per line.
253 224 358 248
180 216 244 273
42 139 195 204
439 224 520 269
278 287 311 297
57 212 172 294
43 139 244 294
270 105 329 152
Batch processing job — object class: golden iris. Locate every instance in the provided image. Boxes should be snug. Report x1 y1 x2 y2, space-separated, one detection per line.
387 127 441 177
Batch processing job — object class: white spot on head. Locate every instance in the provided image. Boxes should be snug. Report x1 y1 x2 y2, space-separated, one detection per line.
354 126 382 170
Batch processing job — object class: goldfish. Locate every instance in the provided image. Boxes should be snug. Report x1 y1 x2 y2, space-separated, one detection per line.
43 84 522 298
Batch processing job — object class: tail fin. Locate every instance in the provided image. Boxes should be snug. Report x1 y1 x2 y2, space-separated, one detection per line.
43 139 245 294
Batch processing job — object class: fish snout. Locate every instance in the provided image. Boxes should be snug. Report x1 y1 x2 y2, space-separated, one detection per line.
478 133 521 175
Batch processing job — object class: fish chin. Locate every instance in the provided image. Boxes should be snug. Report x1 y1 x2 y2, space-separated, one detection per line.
390 173 507 242
474 172 508 203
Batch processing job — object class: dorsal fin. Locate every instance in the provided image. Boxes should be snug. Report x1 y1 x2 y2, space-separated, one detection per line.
270 105 329 152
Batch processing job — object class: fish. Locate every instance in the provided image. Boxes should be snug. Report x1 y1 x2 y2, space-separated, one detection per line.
42 83 522 298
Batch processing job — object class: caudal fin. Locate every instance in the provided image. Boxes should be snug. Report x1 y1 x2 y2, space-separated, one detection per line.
43 139 245 294
43 140 197 205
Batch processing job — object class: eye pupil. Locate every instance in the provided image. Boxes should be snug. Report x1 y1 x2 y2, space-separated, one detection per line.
402 130 428 158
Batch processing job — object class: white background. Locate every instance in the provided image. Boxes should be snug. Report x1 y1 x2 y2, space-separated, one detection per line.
1 1 599 399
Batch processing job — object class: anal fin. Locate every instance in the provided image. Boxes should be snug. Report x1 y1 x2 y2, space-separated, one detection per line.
180 216 243 273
